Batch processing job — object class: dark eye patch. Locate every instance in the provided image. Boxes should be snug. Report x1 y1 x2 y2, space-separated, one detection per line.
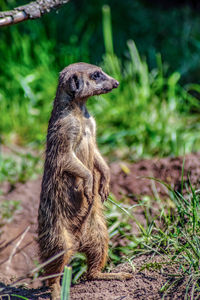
90 71 106 81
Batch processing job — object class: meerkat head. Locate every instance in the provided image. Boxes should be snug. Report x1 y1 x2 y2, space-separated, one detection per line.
58 62 119 101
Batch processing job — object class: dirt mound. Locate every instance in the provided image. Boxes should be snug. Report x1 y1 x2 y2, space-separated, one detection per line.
0 179 40 280
0 152 200 299
0 256 189 300
110 153 200 199
70 256 186 300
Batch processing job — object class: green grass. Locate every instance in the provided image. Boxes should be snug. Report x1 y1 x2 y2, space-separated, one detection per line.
87 5 200 159
0 151 41 185
0 5 200 160
108 183 200 299
11 295 29 300
0 199 20 226
61 266 72 300
2 0 200 83
0 24 89 148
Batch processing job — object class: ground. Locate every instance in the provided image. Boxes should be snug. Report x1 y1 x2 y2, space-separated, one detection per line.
0 152 200 299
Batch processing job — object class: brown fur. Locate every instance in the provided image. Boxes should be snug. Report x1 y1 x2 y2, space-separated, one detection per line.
38 63 132 300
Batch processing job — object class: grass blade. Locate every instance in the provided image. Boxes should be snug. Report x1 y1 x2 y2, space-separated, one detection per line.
61 266 72 300
102 5 114 55
11 295 29 300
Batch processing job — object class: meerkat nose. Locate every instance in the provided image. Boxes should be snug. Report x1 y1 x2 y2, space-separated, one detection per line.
113 80 119 88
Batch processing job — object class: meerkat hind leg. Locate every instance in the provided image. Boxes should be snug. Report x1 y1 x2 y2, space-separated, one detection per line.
50 280 61 300
83 215 133 281
47 258 63 300
48 248 74 300
47 234 76 300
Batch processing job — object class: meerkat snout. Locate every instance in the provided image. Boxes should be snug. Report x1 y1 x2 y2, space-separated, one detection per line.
113 80 119 88
88 69 119 95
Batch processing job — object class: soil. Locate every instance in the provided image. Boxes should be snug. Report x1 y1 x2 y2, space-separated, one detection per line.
0 152 200 299
110 153 200 199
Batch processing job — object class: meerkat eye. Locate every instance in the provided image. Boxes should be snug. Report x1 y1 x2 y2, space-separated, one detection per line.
90 71 101 80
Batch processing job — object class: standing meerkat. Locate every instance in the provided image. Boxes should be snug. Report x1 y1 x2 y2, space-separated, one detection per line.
38 62 132 299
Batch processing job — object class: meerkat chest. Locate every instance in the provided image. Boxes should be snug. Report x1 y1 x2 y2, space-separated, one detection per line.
75 116 96 166
83 117 96 139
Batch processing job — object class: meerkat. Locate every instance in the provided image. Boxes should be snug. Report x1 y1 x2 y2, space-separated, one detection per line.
38 62 132 300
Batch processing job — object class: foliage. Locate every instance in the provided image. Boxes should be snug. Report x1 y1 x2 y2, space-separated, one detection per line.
0 200 20 225
92 43 200 159
0 151 41 185
88 6 200 159
117 182 200 299
2 0 200 81
0 4 200 160
71 253 87 284
11 295 29 300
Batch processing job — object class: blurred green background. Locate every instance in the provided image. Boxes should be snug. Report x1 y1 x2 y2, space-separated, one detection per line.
0 0 200 160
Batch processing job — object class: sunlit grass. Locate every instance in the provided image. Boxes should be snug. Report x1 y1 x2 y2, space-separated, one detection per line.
108 184 200 299
61 266 72 300
0 151 41 185
0 6 200 160
87 6 200 160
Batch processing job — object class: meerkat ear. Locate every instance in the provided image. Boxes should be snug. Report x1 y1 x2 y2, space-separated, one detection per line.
68 74 80 93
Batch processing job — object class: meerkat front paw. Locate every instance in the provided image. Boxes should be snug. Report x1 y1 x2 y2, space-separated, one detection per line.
83 172 93 204
99 167 110 202
99 178 110 202
75 177 83 192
